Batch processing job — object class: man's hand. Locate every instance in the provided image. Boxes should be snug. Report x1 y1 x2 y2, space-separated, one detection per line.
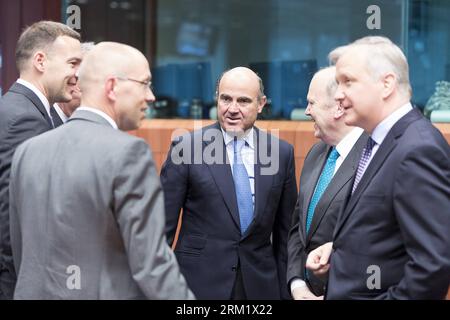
306 242 333 278
292 286 324 300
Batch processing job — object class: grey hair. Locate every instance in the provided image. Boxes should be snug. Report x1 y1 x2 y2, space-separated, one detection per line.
312 66 337 107
329 36 412 98
324 69 338 103
328 36 393 66
328 46 347 66
81 42 95 53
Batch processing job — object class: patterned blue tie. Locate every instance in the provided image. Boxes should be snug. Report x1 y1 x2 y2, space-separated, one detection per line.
232 138 254 233
306 148 340 233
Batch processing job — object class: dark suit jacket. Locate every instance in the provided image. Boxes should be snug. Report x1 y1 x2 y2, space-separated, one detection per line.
327 108 450 300
0 82 53 299
287 132 367 296
160 122 298 300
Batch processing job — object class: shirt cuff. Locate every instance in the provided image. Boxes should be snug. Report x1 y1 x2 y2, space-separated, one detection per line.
290 278 307 293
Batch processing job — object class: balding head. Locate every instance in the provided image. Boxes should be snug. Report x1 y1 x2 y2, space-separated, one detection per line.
305 67 353 145
216 67 267 133
78 42 147 94
216 67 265 102
311 67 337 105
77 42 155 131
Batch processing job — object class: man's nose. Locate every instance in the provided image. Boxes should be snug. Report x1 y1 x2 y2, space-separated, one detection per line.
146 87 156 103
228 100 240 112
305 104 312 116
334 86 344 101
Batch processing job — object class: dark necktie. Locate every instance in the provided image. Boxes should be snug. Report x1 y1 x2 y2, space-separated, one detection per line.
50 106 64 128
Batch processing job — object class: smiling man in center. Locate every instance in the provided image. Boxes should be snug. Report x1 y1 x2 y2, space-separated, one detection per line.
161 67 298 300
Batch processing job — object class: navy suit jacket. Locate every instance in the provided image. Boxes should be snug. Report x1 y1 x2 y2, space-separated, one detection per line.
0 82 53 299
287 133 367 296
160 122 298 299
327 108 450 299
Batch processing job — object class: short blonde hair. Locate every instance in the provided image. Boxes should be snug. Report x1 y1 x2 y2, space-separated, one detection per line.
329 36 412 98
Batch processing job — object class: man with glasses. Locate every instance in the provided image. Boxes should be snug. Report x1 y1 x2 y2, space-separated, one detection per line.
8 42 194 299
161 67 298 299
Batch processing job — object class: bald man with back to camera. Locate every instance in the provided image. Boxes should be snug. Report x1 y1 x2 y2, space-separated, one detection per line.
9 42 195 299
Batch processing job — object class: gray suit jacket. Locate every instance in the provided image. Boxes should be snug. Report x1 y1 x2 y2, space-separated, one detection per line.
0 82 53 299
287 132 367 296
9 109 195 299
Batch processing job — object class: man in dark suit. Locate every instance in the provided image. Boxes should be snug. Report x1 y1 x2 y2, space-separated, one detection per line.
287 67 367 299
161 67 298 300
306 37 450 299
0 21 82 299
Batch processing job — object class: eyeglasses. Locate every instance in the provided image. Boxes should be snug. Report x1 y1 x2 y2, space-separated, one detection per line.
115 76 153 91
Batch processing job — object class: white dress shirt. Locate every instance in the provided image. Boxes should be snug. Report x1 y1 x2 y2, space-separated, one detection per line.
221 127 255 210
334 127 365 174
76 106 118 129
53 103 69 123
359 102 413 179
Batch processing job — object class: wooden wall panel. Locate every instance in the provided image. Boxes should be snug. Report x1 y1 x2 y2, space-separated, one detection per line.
133 119 450 179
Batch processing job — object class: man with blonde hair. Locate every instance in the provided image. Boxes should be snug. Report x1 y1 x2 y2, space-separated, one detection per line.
328 36 393 65
9 42 194 299
307 36 450 299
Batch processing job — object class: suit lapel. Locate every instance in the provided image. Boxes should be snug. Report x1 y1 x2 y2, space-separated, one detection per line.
333 109 423 240
10 82 53 128
204 123 241 230
306 133 367 242
302 146 329 239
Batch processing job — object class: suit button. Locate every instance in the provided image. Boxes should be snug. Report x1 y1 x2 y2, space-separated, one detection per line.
231 266 237 272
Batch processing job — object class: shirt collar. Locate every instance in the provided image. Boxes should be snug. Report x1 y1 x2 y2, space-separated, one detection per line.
371 102 413 146
76 106 119 130
53 103 69 123
221 127 255 150
335 127 364 160
17 78 51 118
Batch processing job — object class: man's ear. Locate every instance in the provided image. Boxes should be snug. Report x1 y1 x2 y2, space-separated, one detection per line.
32 51 46 73
334 103 344 119
257 95 267 113
381 72 396 99
105 77 117 101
